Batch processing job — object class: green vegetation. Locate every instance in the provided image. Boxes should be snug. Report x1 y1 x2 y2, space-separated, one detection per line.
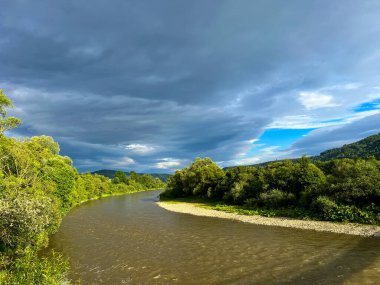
317 133 380 160
161 157 380 225
0 90 164 284
112 170 165 189
0 249 69 285
93 169 170 182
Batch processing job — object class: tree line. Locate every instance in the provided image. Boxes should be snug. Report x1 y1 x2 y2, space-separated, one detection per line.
0 90 164 284
162 157 380 225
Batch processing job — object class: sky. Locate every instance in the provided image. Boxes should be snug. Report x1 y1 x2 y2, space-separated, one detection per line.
1 0 380 173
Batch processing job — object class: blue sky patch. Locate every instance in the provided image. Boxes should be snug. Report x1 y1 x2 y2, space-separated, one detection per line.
247 128 315 156
354 99 380 112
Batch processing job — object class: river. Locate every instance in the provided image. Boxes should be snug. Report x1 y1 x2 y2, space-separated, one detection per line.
47 190 380 284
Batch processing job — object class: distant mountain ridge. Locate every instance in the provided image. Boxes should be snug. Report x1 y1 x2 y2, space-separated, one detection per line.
225 133 380 169
317 133 380 161
92 169 170 182
94 134 380 175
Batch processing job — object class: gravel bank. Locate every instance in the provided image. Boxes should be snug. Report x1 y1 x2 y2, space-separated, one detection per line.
157 201 380 237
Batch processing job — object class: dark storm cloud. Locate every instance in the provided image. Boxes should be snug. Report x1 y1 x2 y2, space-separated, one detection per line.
1 0 380 171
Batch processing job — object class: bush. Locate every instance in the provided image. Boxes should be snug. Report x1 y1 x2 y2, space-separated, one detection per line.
228 181 248 205
253 189 296 208
311 196 377 224
311 196 337 218
0 192 61 251
325 159 380 207
0 248 69 285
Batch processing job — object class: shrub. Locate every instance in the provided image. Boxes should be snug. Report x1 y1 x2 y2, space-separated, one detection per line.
254 189 296 208
311 196 377 224
311 196 337 218
228 180 249 205
0 248 69 285
325 159 380 207
0 192 61 251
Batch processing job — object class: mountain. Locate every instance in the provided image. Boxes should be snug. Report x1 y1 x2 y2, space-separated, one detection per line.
316 133 380 161
92 169 171 182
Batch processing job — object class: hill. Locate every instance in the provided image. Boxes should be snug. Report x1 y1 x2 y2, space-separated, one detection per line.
225 133 380 170
317 133 380 161
92 169 170 182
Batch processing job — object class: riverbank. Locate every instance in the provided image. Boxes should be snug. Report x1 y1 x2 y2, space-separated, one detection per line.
157 201 380 237
77 188 161 205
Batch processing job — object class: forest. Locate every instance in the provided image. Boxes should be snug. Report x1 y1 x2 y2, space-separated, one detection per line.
0 90 164 284
162 156 380 225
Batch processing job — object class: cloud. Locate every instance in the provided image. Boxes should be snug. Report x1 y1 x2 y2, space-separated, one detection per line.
123 144 156 155
102 157 135 168
288 113 380 157
1 1 380 172
221 146 285 167
298 92 339 110
269 109 380 130
155 158 184 170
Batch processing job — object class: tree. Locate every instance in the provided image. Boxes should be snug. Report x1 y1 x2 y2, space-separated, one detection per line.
113 170 129 184
30 136 60 155
0 90 22 135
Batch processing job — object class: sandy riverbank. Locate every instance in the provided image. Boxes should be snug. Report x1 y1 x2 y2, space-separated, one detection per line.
157 201 380 237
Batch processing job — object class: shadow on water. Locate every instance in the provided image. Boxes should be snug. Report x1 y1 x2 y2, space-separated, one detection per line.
277 233 380 285
215 233 380 285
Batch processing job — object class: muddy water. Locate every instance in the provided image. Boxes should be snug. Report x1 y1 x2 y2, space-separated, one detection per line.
48 190 380 284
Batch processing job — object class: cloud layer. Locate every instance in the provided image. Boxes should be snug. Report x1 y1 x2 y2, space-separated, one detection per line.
1 1 380 172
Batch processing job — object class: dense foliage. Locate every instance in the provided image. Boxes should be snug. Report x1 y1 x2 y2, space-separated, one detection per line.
317 133 380 160
162 157 380 224
0 91 164 284
93 169 170 182
114 171 165 189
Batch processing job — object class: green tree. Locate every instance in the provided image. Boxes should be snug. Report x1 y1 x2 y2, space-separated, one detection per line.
163 158 225 198
113 170 129 184
0 90 22 135
30 136 60 155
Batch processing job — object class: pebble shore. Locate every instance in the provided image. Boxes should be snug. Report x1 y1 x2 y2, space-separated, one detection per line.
157 201 380 237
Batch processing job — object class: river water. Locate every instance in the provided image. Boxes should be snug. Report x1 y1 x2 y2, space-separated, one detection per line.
47 190 380 284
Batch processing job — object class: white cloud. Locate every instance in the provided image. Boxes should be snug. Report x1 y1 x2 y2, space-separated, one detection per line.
102 156 135 168
123 143 156 154
155 158 183 169
367 93 380 100
222 146 287 167
269 115 323 129
155 161 181 169
269 109 380 130
345 109 380 122
229 156 261 166
298 92 339 110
